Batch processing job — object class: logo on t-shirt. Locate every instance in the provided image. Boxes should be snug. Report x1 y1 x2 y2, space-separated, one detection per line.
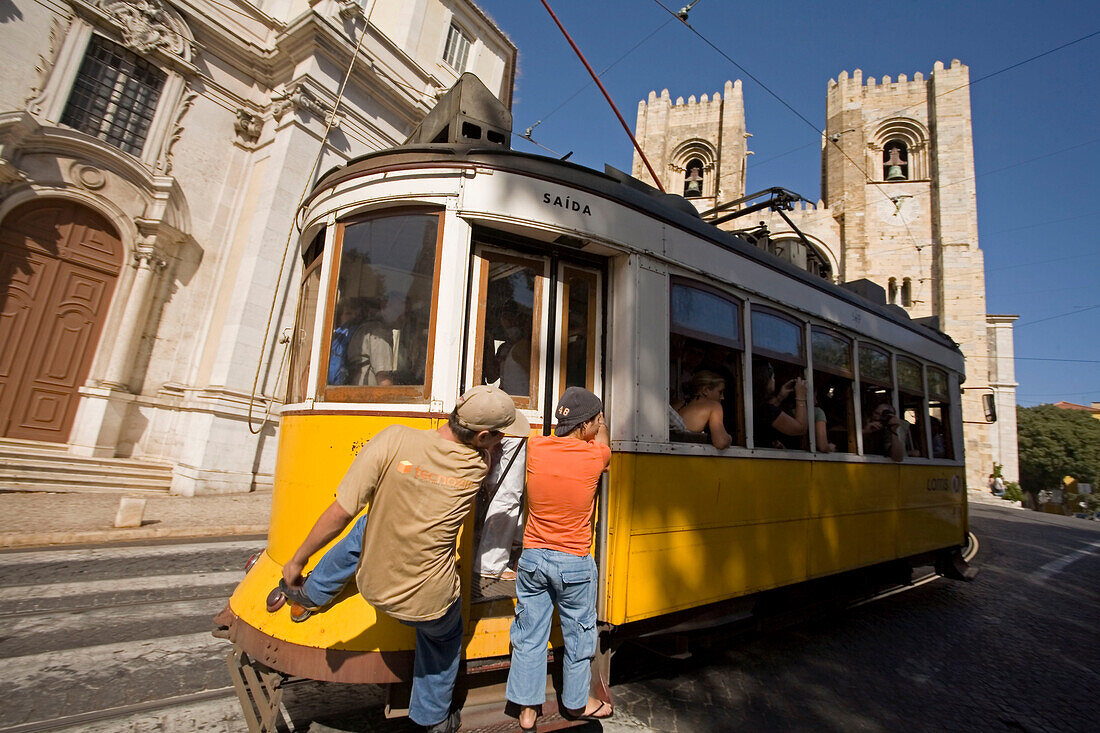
396 459 478 490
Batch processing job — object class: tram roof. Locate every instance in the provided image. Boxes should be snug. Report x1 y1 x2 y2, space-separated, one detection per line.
311 144 962 358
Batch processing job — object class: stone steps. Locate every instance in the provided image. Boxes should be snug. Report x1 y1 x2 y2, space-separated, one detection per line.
0 438 173 494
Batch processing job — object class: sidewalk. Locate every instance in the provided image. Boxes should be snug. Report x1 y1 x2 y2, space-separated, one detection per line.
0 489 271 548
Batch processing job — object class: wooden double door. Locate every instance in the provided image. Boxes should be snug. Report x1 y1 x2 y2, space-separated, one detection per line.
0 200 122 442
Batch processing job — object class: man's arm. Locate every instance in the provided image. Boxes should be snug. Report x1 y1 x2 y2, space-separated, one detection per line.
282 501 355 587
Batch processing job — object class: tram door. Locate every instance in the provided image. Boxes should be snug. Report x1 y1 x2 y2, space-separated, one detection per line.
464 240 604 608
465 244 604 427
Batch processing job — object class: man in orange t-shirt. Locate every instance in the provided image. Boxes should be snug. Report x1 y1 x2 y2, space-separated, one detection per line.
505 387 613 730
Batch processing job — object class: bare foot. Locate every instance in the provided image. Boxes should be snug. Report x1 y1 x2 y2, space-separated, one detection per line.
518 705 538 730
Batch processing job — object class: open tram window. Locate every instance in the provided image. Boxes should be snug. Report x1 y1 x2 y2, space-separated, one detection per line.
474 251 543 409
669 281 744 447
897 357 928 458
810 327 856 453
322 212 441 402
858 343 896 457
927 367 954 460
750 307 808 451
287 227 325 404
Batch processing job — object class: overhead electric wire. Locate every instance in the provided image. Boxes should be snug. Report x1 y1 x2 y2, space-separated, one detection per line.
1014 304 1100 328
521 16 676 142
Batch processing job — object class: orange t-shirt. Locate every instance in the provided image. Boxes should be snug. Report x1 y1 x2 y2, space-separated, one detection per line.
523 435 612 556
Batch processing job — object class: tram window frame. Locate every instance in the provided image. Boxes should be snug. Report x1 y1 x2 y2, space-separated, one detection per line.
810 326 856 453
559 265 599 395
668 279 745 447
750 306 808 451
287 227 325 405
319 208 444 404
471 249 545 411
858 342 896 458
927 366 955 460
896 356 928 458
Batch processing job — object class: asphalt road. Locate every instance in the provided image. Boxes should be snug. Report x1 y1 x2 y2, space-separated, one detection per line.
0 504 1095 732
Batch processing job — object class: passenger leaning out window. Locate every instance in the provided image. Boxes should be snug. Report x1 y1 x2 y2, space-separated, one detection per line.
752 360 807 449
676 370 733 449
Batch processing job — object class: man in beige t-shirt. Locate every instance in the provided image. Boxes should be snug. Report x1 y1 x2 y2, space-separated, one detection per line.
276 385 517 733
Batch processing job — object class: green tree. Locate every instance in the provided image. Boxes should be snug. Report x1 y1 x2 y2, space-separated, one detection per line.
1017 404 1100 493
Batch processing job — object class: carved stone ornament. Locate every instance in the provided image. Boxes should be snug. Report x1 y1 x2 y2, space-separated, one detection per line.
71 162 107 190
271 84 333 122
94 0 190 58
234 109 264 143
338 0 364 20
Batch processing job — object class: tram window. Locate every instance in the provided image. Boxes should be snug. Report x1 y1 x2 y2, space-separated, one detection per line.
561 267 598 392
751 308 807 451
811 328 856 453
927 367 954 460
858 343 895 457
475 252 542 409
323 212 441 402
287 247 323 404
669 281 744 447
897 357 928 458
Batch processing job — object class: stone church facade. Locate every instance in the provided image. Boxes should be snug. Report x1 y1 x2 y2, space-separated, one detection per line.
0 0 514 494
632 61 1018 490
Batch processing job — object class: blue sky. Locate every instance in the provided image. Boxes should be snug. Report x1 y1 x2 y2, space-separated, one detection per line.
475 0 1100 408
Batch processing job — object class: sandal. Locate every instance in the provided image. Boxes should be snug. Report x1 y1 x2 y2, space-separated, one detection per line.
499 568 517 581
563 699 613 722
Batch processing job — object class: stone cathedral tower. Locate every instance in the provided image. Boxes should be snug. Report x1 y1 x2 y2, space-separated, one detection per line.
633 60 1018 492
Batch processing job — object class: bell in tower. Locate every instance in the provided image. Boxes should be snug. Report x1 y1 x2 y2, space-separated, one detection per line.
684 160 704 197
884 144 908 181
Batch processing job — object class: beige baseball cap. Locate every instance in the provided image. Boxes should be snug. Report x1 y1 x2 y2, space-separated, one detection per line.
455 385 517 432
502 410 531 438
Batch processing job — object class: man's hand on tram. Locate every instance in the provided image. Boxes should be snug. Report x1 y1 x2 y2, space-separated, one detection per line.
283 557 307 588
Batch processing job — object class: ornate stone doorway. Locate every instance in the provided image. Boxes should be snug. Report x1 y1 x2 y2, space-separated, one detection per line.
0 200 122 442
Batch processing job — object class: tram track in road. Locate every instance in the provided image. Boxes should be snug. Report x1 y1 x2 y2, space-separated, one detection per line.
0 538 256 732
0 686 239 733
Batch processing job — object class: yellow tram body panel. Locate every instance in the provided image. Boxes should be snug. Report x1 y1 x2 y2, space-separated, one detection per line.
604 452 965 626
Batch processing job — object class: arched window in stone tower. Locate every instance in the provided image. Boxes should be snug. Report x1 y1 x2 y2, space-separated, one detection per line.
683 158 705 198
888 277 898 304
883 142 909 181
872 119 929 181
901 277 913 307
670 139 717 200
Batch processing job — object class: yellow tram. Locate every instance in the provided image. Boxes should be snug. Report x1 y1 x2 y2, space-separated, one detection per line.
218 80 971 723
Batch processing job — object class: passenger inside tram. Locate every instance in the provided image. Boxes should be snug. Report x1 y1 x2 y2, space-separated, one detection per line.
668 336 743 446
751 359 808 449
675 370 733 449
861 399 906 462
812 383 837 453
328 297 395 386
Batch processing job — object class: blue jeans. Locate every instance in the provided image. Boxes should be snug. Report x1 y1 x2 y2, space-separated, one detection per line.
301 514 463 727
400 598 465 727
506 548 598 710
301 513 369 606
